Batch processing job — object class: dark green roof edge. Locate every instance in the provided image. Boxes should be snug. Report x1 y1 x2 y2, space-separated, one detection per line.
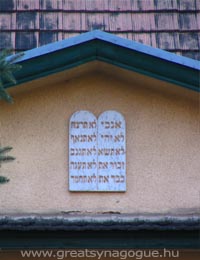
5 30 200 92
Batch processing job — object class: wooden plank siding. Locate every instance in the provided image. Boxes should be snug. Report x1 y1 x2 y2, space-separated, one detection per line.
0 0 199 60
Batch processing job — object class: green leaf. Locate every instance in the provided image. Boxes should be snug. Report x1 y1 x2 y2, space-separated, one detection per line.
0 146 13 154
0 146 15 162
0 155 15 162
0 86 13 103
0 176 9 184
1 70 17 84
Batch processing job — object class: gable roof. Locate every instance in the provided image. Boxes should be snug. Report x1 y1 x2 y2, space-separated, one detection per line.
0 0 199 60
6 30 200 92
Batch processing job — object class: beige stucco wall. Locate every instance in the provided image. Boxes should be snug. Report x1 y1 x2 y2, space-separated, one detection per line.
0 62 199 214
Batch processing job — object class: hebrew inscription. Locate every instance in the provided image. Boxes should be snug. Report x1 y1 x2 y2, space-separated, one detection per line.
69 111 126 192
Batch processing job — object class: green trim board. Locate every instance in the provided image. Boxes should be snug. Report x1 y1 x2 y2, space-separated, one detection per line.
5 30 200 92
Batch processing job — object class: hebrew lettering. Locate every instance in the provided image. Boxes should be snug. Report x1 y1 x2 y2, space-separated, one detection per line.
69 110 126 191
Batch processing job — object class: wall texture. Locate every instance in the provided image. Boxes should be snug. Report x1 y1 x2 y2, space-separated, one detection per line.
0 64 199 214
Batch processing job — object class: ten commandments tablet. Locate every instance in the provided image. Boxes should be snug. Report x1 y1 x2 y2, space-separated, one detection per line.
69 111 126 192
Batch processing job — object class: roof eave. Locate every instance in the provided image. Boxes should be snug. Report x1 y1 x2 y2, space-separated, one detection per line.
5 30 200 92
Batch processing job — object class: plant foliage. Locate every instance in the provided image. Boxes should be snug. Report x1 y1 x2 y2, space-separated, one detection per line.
0 50 22 184
0 49 23 103
0 146 15 184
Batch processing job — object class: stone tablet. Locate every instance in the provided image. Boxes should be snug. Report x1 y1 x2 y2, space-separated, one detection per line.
69 110 126 192
69 111 98 191
98 111 126 191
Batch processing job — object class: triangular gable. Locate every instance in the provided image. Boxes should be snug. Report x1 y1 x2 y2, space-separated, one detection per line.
6 30 200 92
